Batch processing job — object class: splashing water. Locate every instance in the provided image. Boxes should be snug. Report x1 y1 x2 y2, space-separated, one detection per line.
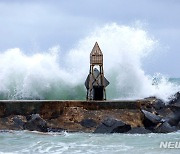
0 23 179 101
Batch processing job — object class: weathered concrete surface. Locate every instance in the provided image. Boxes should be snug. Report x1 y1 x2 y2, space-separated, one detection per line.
0 100 144 117
0 100 147 132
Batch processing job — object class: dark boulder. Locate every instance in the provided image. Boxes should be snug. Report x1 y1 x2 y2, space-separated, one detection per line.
152 99 165 110
127 127 152 134
170 106 180 114
166 96 180 126
165 112 180 126
141 110 163 127
24 114 48 132
12 115 27 129
141 109 166 131
141 97 165 113
80 119 97 128
169 92 180 105
94 117 131 133
156 107 172 118
177 122 180 129
154 122 177 133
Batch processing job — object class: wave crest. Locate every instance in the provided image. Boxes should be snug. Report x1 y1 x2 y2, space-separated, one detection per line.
0 23 179 101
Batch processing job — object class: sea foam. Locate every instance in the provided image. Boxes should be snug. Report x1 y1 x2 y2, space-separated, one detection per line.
0 23 179 101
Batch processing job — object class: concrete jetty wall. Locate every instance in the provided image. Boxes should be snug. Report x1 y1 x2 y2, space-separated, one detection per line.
0 100 150 117
0 100 151 132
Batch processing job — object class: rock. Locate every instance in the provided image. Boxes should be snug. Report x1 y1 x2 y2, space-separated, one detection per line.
156 107 172 118
140 97 165 114
94 117 131 133
0 115 27 130
24 114 48 132
154 122 177 133
47 128 64 132
80 119 97 128
144 96 157 101
177 121 180 129
142 110 163 126
140 104 156 114
166 96 180 127
0 117 12 130
152 99 165 110
12 115 27 129
141 109 165 131
127 127 152 134
165 110 180 126
169 91 180 105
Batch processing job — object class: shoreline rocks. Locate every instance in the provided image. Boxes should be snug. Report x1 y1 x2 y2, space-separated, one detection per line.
24 114 48 132
0 92 180 134
94 117 131 133
127 127 152 134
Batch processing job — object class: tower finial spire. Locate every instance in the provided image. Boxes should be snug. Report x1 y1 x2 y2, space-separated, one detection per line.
91 42 102 56
90 42 103 65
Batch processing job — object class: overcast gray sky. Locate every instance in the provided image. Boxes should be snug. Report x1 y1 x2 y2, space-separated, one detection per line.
0 0 180 77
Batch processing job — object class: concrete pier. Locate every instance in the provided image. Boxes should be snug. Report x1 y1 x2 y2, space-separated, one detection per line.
0 100 150 117
0 100 152 132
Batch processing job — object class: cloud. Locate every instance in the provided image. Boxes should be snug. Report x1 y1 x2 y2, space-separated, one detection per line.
0 0 180 76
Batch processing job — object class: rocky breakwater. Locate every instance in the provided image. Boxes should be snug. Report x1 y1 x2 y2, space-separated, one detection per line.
0 93 180 134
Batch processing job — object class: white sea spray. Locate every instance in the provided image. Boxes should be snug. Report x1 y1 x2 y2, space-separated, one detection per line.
0 23 179 101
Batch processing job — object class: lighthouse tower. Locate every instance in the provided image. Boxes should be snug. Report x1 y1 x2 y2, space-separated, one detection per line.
85 42 109 100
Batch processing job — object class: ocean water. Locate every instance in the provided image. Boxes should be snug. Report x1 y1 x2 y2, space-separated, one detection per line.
0 131 180 154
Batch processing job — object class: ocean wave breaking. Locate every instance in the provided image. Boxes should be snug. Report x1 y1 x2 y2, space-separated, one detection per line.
0 23 179 101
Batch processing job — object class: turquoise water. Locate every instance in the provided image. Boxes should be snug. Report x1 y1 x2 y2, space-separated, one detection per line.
169 78 180 85
0 131 180 154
